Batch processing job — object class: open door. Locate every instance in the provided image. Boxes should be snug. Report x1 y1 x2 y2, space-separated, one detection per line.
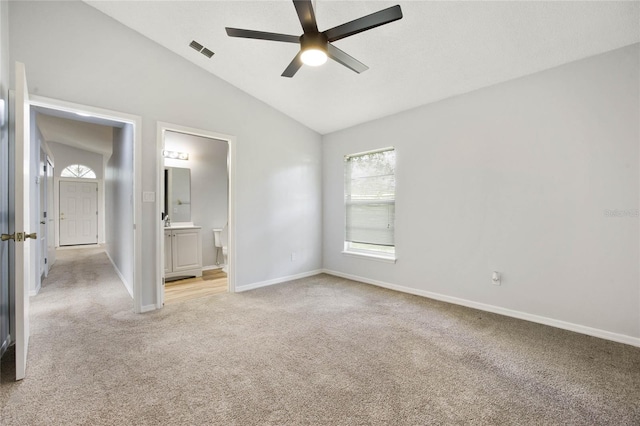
7 62 32 380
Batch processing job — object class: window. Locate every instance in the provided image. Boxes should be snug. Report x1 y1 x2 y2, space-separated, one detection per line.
344 147 396 260
60 164 96 179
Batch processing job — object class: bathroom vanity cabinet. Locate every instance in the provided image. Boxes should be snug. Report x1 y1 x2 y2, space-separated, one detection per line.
164 226 202 280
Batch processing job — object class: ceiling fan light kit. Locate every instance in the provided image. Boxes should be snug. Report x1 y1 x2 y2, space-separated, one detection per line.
225 0 403 77
300 33 328 66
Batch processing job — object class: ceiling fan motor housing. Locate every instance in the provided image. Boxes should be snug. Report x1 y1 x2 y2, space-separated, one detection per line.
300 33 328 53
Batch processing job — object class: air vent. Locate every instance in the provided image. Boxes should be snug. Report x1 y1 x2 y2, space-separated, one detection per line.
189 40 215 59
189 40 204 52
201 48 214 58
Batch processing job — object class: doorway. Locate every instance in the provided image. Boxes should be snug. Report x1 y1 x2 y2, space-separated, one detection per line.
156 122 236 308
29 95 143 313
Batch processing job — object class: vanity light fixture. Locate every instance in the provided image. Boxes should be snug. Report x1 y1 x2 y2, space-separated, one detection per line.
163 150 189 161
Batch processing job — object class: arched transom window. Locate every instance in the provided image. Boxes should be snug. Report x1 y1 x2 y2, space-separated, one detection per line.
60 164 96 179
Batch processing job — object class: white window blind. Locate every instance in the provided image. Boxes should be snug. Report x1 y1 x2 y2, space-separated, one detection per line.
345 148 395 247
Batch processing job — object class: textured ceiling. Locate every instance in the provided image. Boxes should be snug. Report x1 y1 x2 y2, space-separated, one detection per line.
85 1 640 135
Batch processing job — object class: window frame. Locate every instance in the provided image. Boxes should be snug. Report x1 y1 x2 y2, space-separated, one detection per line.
343 147 397 263
60 164 97 179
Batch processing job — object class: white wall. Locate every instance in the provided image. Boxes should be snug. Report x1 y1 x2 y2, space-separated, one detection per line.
164 131 228 268
323 44 640 340
105 125 134 295
9 1 322 307
47 141 104 179
29 111 42 294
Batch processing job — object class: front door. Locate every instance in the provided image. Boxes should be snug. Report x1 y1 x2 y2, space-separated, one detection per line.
59 181 98 246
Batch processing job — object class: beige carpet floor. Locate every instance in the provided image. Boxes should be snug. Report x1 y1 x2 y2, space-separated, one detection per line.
1 247 639 425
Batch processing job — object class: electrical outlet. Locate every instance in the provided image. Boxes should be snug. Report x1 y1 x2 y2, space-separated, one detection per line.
291 252 296 261
492 271 501 286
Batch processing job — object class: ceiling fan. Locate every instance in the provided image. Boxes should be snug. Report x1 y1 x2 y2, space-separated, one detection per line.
225 0 403 77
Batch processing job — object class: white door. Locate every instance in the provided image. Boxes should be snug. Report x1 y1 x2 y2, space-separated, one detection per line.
59 181 98 246
11 62 32 381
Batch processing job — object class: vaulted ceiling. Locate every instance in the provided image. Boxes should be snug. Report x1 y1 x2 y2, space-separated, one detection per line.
85 1 639 135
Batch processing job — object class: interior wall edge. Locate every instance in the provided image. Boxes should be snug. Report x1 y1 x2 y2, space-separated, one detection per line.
105 249 132 299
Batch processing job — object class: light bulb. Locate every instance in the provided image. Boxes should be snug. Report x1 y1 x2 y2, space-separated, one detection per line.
301 48 327 66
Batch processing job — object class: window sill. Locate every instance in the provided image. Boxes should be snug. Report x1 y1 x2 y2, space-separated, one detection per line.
341 251 397 264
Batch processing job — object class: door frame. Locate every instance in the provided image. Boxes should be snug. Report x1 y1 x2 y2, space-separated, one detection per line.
156 122 237 309
45 156 55 273
30 95 143 313
38 146 47 280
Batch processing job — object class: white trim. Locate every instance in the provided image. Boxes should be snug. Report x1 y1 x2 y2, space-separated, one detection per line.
156 122 237 310
344 146 395 160
341 250 397 263
322 269 640 348
30 95 143 314
55 243 100 250
28 281 41 297
106 250 132 298
202 264 223 271
236 269 323 293
140 304 156 313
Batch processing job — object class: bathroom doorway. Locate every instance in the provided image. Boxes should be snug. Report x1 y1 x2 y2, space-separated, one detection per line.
157 123 235 307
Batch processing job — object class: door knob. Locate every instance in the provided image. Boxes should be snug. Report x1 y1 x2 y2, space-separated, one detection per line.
1 232 35 241
40 221 46 224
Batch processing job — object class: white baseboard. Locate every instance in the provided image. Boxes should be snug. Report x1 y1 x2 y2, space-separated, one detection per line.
202 264 223 271
322 269 640 348
140 304 156 313
105 250 133 298
29 282 41 297
236 269 323 293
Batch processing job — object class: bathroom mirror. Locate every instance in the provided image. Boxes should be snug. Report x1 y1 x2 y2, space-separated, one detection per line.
164 166 191 223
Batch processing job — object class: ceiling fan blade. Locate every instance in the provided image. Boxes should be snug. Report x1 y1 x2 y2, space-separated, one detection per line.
323 5 403 43
282 51 304 78
225 28 300 43
293 0 318 33
327 44 368 74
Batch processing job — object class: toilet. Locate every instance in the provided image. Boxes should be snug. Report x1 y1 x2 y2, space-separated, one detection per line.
213 224 228 273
